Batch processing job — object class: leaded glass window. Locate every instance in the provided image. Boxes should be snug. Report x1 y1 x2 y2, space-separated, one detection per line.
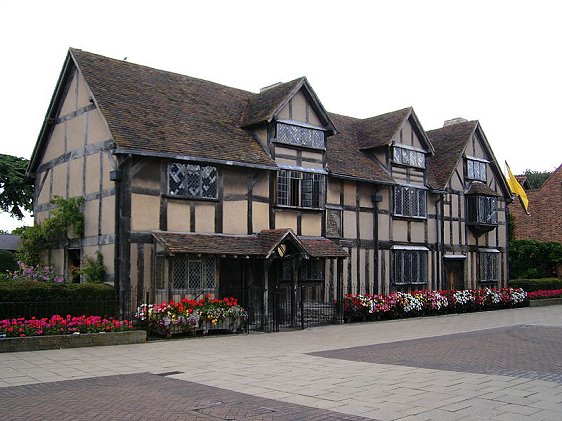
393 250 427 285
479 252 498 282
394 186 427 218
393 147 425 168
467 195 498 225
276 123 325 149
300 259 324 282
172 255 216 292
467 159 487 182
277 170 324 209
168 162 218 199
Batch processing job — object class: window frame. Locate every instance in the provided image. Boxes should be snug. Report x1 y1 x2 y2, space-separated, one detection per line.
466 158 488 182
275 122 326 150
168 162 218 200
479 251 499 283
392 146 426 169
276 170 325 209
170 255 216 293
393 185 427 219
466 195 498 226
393 249 428 286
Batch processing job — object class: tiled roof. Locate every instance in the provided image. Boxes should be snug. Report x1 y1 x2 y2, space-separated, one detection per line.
426 121 478 190
357 107 412 150
242 78 304 126
465 182 499 196
326 113 394 184
70 49 276 168
152 229 347 258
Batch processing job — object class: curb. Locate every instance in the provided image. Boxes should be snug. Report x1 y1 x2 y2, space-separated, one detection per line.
0 330 147 353
529 298 562 307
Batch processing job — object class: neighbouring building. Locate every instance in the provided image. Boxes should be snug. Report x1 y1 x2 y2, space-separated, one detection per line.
510 164 562 244
27 49 512 327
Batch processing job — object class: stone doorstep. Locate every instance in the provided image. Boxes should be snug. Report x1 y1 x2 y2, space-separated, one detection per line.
529 298 562 307
0 330 147 353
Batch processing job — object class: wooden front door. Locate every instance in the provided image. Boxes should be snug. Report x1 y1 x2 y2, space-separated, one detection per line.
444 259 464 291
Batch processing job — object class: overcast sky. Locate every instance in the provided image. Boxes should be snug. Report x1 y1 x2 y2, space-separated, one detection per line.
1 0 560 231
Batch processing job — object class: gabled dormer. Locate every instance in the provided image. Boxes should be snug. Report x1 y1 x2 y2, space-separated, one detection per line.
357 107 434 185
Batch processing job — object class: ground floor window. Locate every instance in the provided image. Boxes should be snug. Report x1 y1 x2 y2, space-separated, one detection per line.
479 251 499 283
393 249 428 286
154 255 216 294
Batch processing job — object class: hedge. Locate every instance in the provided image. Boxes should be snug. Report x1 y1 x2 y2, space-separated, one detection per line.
0 281 118 319
508 278 562 292
509 240 562 279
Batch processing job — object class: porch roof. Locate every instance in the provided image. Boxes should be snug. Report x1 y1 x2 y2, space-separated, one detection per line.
152 229 348 258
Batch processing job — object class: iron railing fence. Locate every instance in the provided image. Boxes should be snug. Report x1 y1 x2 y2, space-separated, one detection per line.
1 285 342 333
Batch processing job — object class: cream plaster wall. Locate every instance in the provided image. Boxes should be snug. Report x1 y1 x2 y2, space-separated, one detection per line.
393 220 408 242
223 201 247 234
131 194 160 231
275 211 297 232
167 201 190 232
410 222 425 243
68 158 83 198
301 213 321 236
343 182 356 206
66 116 84 150
359 211 374 240
326 180 340 205
252 202 269 233
195 203 215 233
76 73 91 109
253 174 269 197
101 195 115 235
84 199 99 237
343 210 356 239
223 172 247 195
51 163 67 198
43 123 65 163
86 109 111 144
85 153 100 195
59 72 78 116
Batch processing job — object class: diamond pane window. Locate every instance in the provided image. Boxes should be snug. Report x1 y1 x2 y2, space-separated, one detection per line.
392 146 425 168
467 195 498 225
277 170 324 209
172 255 216 293
394 186 426 218
300 259 324 282
168 162 218 199
394 250 427 285
479 252 498 282
276 123 325 149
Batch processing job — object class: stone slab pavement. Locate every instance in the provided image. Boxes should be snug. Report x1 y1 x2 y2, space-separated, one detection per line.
1 305 562 420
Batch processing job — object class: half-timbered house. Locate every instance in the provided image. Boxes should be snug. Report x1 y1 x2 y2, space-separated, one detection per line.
28 49 512 328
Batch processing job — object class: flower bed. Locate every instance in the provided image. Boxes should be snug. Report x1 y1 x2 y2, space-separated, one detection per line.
0 315 134 338
344 288 528 322
527 289 562 299
136 295 247 338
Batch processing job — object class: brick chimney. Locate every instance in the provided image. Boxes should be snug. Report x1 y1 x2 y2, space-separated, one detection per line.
443 117 468 127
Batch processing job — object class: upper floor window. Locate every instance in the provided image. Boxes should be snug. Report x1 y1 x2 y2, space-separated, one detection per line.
393 249 428 286
466 158 487 182
392 146 425 168
276 122 325 149
394 186 427 218
479 251 499 283
168 162 217 199
277 170 324 209
467 195 498 225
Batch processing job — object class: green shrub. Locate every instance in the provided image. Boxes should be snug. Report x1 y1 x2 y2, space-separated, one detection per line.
80 251 106 283
508 278 562 292
0 281 117 319
509 240 562 279
0 251 18 274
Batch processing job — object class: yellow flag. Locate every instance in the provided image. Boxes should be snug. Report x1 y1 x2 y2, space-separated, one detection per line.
505 162 529 214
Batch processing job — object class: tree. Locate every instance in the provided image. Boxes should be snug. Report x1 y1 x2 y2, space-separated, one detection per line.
0 154 33 219
523 169 552 190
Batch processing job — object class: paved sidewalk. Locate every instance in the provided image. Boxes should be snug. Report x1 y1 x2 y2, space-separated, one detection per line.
1 305 562 420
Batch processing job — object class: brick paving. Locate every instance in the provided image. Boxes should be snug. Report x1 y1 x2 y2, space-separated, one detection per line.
1 305 562 420
310 325 562 383
0 372 369 421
